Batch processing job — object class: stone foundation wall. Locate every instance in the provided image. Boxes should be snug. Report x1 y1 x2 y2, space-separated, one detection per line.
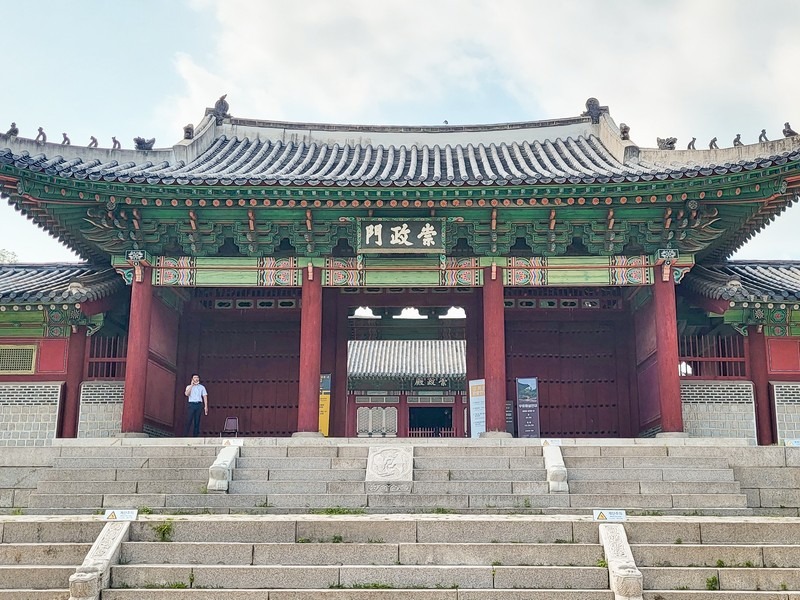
77 381 124 438
680 380 756 440
773 382 800 442
0 382 63 447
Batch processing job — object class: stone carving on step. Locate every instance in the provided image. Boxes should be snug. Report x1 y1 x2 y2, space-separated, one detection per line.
366 446 413 493
133 137 155 151
599 523 643 600
656 137 676 150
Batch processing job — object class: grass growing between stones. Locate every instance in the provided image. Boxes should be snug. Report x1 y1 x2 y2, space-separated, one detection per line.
310 507 366 515
152 519 174 542
705 575 720 590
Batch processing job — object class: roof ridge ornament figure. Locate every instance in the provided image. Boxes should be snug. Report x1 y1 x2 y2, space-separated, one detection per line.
133 137 155 151
657 137 676 150
212 94 230 125
35 127 46 144
112 137 121 150
687 137 696 150
5 122 18 136
581 97 608 124
88 136 98 148
184 123 194 140
784 122 798 137
619 123 630 140
709 137 719 149
759 129 768 143
62 133 70 145
733 134 743 147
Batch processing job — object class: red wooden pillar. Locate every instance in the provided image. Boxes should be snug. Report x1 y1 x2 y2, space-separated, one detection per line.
121 267 153 433
652 274 682 432
297 266 322 433
483 266 507 432
748 328 775 445
61 325 87 438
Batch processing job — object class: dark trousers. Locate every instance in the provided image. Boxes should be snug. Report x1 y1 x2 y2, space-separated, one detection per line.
184 402 203 437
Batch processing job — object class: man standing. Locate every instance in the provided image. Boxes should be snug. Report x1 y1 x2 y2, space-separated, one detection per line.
184 373 208 437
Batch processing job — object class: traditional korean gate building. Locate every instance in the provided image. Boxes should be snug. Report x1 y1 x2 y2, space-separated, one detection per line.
1 98 800 445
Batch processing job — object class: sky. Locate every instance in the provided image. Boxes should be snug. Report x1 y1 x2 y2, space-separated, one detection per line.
1 0 799 263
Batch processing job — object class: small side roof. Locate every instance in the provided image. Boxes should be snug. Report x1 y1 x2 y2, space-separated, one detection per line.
0 263 124 305
347 339 466 380
682 261 800 303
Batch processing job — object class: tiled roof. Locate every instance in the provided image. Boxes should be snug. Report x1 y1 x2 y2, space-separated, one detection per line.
683 261 800 303
0 263 124 305
3 114 798 188
347 340 465 379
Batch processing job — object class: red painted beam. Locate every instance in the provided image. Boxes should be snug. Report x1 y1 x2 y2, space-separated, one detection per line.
681 291 732 317
61 325 87 438
297 266 322 433
121 267 153 433
483 266 507 432
653 276 683 432
748 329 775 445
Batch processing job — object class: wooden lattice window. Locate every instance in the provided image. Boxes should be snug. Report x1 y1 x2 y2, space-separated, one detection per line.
0 345 37 374
679 334 748 379
85 335 127 380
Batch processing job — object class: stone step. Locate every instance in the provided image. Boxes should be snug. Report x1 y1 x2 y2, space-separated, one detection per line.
234 469 365 481
0 520 105 543
0 542 91 565
642 592 794 599
413 457 545 470
56 446 217 458
102 590 614 599
414 446 542 457
562 457 731 469
51 457 213 469
40 468 208 482
410 481 550 495
541 507 755 517
632 543 767 567
561 446 670 457
110 564 609 590
566 468 735 482
0 590 70 599
641 566 800 591
414 469 547 482
36 480 139 495
234 457 367 470
0 566 76 589
565 493 748 509
229 481 330 494
567 481 742 495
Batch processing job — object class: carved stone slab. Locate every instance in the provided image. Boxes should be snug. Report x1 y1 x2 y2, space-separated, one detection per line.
366 446 413 493
599 523 643 600
70 520 130 600
543 445 569 493
208 445 240 492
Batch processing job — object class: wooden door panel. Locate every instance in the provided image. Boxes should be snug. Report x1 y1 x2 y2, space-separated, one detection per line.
506 319 630 437
196 321 300 436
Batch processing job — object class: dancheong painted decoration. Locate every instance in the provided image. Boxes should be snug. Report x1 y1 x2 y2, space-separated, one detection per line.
1 97 800 445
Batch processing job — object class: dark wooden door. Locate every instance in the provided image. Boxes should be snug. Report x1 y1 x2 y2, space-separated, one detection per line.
195 320 300 436
506 319 631 437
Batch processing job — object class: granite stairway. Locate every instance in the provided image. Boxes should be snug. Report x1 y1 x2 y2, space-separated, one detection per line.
0 517 103 599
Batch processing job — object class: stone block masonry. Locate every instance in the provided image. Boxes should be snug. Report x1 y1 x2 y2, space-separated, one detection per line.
0 382 62 447
680 380 756 441
774 382 800 442
78 381 124 439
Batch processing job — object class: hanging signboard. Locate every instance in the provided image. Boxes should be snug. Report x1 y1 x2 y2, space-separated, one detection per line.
515 377 540 438
468 379 486 438
357 218 446 254
319 374 332 437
